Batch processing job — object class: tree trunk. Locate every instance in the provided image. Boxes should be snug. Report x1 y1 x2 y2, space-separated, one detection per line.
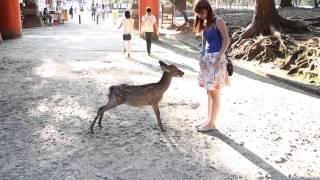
240 0 308 39
315 0 319 8
169 0 189 23
280 0 293 8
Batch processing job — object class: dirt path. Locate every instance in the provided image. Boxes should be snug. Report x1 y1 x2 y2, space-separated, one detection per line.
0 21 319 179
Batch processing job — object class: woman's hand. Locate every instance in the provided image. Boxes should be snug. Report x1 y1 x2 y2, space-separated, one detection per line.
199 61 207 70
212 54 222 68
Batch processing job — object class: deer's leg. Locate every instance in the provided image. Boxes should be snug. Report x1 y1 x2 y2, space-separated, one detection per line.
98 113 104 128
152 104 165 131
90 113 100 134
91 99 118 134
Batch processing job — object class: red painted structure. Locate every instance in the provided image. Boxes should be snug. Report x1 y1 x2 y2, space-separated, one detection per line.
0 0 22 40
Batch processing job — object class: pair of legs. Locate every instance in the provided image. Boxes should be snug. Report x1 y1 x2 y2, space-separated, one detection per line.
90 100 164 134
144 32 152 55
92 13 96 21
123 40 131 57
196 88 221 131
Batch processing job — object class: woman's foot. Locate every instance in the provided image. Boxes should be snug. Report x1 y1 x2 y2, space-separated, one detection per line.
195 120 208 128
196 124 216 132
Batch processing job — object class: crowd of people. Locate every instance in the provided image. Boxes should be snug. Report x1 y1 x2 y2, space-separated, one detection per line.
90 3 111 22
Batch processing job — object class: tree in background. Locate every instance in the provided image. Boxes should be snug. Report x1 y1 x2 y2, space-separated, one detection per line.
314 0 320 8
168 0 189 23
239 0 308 39
280 0 293 7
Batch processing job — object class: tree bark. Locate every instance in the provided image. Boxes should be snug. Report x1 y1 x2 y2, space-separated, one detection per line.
280 0 293 8
240 0 308 39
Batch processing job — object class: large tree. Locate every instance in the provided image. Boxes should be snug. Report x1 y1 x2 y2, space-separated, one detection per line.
239 0 308 39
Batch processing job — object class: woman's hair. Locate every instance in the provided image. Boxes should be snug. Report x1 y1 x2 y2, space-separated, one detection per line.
125 11 130 19
194 0 215 33
146 7 151 14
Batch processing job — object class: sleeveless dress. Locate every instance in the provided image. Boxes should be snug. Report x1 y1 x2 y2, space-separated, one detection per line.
198 22 230 90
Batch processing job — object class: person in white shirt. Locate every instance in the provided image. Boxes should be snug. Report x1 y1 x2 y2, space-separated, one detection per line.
141 7 158 55
118 11 134 58
106 5 110 18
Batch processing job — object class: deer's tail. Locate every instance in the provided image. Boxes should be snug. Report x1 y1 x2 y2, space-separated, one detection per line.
108 86 115 98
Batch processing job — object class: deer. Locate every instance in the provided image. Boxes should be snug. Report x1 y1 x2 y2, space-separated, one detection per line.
90 61 184 134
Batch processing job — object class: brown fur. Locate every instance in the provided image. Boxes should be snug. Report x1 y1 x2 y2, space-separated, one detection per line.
90 61 184 133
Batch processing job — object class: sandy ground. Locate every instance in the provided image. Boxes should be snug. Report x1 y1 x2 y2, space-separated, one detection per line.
0 18 320 180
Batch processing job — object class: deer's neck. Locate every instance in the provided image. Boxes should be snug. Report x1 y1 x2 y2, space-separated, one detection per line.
158 72 172 91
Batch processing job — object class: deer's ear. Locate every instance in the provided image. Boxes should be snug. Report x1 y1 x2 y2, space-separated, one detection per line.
159 61 168 70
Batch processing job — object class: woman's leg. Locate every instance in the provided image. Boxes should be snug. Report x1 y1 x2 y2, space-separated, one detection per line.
198 89 221 130
195 91 213 127
123 40 126 53
128 40 131 57
208 91 213 122
209 89 221 128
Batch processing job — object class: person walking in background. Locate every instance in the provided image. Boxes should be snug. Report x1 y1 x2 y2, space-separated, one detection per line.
91 3 96 21
141 7 158 56
194 0 231 131
69 6 74 19
96 3 101 23
112 9 118 25
118 11 134 58
102 4 106 21
106 5 110 18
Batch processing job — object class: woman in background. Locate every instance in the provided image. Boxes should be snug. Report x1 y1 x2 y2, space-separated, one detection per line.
118 11 134 58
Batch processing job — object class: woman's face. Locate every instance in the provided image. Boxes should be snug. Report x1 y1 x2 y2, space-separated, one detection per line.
197 9 208 20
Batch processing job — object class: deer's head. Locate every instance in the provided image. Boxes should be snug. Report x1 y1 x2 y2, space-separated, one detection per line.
159 61 184 77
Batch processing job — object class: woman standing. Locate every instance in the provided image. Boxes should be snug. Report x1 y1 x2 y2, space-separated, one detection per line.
69 6 73 19
101 4 106 21
118 11 134 58
194 0 230 131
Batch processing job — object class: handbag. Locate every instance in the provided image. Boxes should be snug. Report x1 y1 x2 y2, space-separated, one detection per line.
123 34 131 41
226 56 234 76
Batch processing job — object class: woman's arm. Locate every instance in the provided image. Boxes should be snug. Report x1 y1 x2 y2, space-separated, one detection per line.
199 32 207 69
201 33 206 55
216 18 230 56
199 32 207 60
118 20 123 29
131 19 135 35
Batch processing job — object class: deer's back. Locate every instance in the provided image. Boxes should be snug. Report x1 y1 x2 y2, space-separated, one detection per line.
110 84 164 107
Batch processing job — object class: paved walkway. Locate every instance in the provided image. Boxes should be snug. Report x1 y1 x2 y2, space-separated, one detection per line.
0 19 319 179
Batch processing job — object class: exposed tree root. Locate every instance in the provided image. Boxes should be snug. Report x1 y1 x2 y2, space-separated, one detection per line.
228 33 320 84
